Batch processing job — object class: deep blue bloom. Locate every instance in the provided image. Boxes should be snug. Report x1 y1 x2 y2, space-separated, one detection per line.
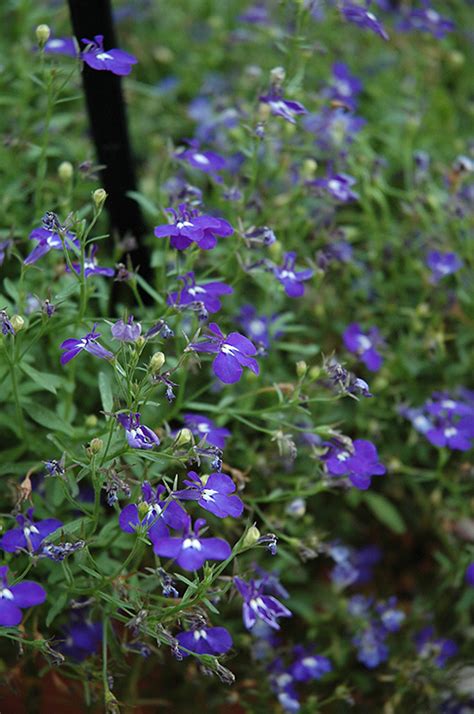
66 245 115 278
119 482 187 540
154 204 233 251
24 225 78 265
273 252 313 298
173 470 244 519
81 35 137 76
259 92 307 124
415 626 458 668
309 172 359 202
176 140 227 177
398 3 454 38
323 438 386 489
175 626 233 656
426 250 462 283
44 36 78 57
167 271 233 317
353 624 389 668
291 646 332 681
465 563 474 587
189 322 259 384
0 508 62 554
116 412 160 449
152 516 231 571
183 413 231 449
111 315 142 342
343 323 384 372
0 566 46 627
60 325 114 365
59 617 102 661
234 576 292 630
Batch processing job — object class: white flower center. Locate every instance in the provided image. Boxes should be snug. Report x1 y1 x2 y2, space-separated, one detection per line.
302 656 317 668
441 400 456 409
328 179 341 191
249 596 265 611
357 335 372 351
202 488 218 502
445 427 457 438
198 423 210 433
221 343 239 356
193 629 208 640
0 588 14 600
336 80 351 97
148 504 163 518
24 525 40 537
48 39 65 49
188 286 206 296
279 270 296 280
337 451 350 462
366 12 377 22
176 220 193 229
426 9 439 23
182 537 202 550
249 319 265 336
96 52 114 61
193 153 210 166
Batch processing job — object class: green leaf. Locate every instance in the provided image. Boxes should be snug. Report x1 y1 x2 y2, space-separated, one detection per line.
98 371 114 414
126 190 160 217
364 492 406 534
20 364 64 395
24 402 73 435
46 592 68 627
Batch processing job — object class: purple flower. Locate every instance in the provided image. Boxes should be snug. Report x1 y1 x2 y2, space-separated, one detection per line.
189 323 259 384
119 482 187 540
259 92 307 124
326 62 362 111
341 2 389 40
116 412 160 449
0 566 46 627
377 598 405 633
59 325 114 365
234 576 292 631
66 245 115 278
465 563 474 587
426 250 462 283
0 509 62 554
111 315 142 342
309 172 359 202
237 305 279 351
273 252 313 298
44 36 78 57
426 416 474 451
183 413 231 449
415 626 458 668
304 108 366 150
173 471 244 519
24 225 78 265
343 323 383 372
323 438 386 489
81 35 137 76
291 646 332 682
60 618 102 661
175 626 233 656
353 625 389 668
176 141 227 177
167 271 233 318
0 310 15 336
152 517 231 570
0 239 11 266
398 4 454 38
154 204 233 251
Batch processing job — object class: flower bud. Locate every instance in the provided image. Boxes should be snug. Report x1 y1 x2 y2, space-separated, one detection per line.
89 438 103 454
286 498 306 518
296 360 307 378
242 524 261 548
309 366 321 380
270 66 286 86
85 414 98 428
10 315 25 333
175 428 193 447
268 240 282 261
36 24 51 47
58 161 73 182
301 158 318 180
93 188 107 210
149 351 165 373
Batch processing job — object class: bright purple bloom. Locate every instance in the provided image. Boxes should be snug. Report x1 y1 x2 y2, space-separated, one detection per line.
67 245 115 278
353 625 389 668
273 252 313 298
259 92 307 124
167 271 233 317
175 626 233 656
425 416 474 451
234 576 292 631
44 37 77 57
111 315 142 342
116 412 160 449
343 323 383 372
309 172 359 202
174 471 244 519
59 325 114 365
0 508 62 554
60 618 102 661
341 2 389 40
0 566 46 627
426 250 462 283
323 439 386 489
398 4 454 38
291 646 332 682
24 225 78 265
152 517 231 571
154 204 233 251
81 35 137 76
176 141 227 177
189 323 259 384
183 413 231 449
465 563 474 587
415 626 458 668
119 482 187 540
326 62 362 111
377 598 405 633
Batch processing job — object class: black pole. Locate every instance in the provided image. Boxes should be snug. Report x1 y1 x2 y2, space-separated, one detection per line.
67 0 150 276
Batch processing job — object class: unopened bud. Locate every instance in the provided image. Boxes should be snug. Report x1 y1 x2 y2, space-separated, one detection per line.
93 188 107 210
85 414 98 428
242 524 261 548
149 351 165 373
270 66 286 86
175 428 193 447
36 24 51 47
89 438 103 454
309 366 321 380
10 315 25 333
296 360 307 378
301 158 318 180
58 161 73 182
268 240 282 261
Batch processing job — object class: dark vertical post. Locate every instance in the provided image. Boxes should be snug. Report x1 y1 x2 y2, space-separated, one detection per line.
67 0 149 265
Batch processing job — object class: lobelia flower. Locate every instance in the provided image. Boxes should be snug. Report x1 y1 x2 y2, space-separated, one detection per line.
189 322 259 384
119 482 188 540
152 516 231 570
377 597 405 633
343 323 384 372
353 624 389 668
323 438 386 489
111 315 142 342
273 252 314 298
426 250 462 284
398 3 454 38
0 310 15 336
154 204 233 251
259 91 307 124
183 413 231 449
465 563 474 587
237 305 279 352
59 325 114 365
175 626 233 656
116 412 160 449
0 239 12 265
290 646 332 682
44 36 78 57
24 225 78 266
325 62 362 111
59 617 102 661
0 508 62 554
176 140 227 177
66 245 115 278
40 540 85 561
308 172 359 202
425 416 474 451
304 108 366 151
0 566 46 627
173 470 244 519
323 356 373 398
234 576 292 630
341 2 389 40
81 35 137 76
415 626 458 668
167 271 233 318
